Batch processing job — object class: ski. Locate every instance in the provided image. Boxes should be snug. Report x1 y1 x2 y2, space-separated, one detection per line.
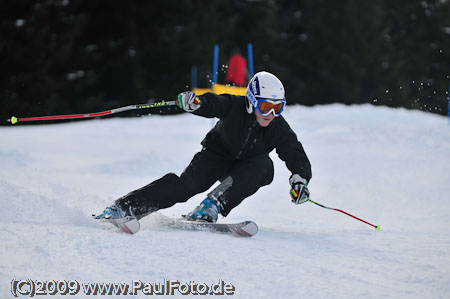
92 212 257 237
93 215 140 234
165 217 258 237
113 216 140 234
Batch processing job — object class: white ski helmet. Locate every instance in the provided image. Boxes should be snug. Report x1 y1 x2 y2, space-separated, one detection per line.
246 71 285 114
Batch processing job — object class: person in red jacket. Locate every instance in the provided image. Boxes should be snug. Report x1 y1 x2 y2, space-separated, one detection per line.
226 48 248 86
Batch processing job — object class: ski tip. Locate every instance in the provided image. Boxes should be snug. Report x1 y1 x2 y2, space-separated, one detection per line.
246 221 258 235
118 216 140 234
233 221 258 237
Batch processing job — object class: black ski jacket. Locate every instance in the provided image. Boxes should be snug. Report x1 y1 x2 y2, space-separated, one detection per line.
194 93 312 182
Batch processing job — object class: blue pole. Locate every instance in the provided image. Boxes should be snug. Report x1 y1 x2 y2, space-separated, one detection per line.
211 45 219 128
247 43 254 77
212 44 219 85
191 65 198 89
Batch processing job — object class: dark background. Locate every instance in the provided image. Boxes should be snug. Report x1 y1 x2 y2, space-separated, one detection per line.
1 0 449 124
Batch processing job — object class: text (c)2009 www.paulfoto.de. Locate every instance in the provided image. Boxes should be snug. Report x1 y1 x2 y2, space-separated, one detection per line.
11 278 236 296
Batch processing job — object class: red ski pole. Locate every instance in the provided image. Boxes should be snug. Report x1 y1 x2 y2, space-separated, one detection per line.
7 100 177 125
308 199 381 230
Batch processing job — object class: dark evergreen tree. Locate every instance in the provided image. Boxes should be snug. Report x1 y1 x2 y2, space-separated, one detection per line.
1 0 449 125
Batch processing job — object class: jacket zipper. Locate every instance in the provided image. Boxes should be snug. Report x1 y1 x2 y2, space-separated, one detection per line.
236 121 258 159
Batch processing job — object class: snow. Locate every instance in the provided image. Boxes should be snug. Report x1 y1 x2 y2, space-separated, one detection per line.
1 104 450 298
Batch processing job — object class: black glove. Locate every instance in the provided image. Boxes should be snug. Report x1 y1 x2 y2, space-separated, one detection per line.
289 174 310 205
177 91 201 112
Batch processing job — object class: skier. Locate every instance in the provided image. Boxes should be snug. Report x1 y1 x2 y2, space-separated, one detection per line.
95 71 312 224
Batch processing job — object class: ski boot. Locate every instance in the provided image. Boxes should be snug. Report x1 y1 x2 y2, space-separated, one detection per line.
185 197 221 223
93 205 126 220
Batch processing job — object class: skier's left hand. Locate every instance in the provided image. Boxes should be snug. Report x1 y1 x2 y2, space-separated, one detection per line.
289 174 310 205
177 91 201 112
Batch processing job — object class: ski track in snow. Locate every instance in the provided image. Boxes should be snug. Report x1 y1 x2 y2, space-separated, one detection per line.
1 104 450 298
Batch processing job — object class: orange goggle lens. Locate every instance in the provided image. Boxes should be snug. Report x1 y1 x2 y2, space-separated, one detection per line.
258 100 285 115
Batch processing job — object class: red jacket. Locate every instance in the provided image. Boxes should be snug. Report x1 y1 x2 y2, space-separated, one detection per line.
226 54 247 86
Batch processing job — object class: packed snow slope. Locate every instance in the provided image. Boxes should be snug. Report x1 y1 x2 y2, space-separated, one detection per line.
1 104 450 298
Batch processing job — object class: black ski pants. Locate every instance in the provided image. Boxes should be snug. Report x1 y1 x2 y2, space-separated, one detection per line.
115 148 274 219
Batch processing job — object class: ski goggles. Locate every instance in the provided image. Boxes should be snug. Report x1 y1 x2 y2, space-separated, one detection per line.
256 99 286 116
247 88 286 116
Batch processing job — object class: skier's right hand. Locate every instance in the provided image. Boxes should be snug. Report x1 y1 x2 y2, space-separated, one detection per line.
177 91 201 112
